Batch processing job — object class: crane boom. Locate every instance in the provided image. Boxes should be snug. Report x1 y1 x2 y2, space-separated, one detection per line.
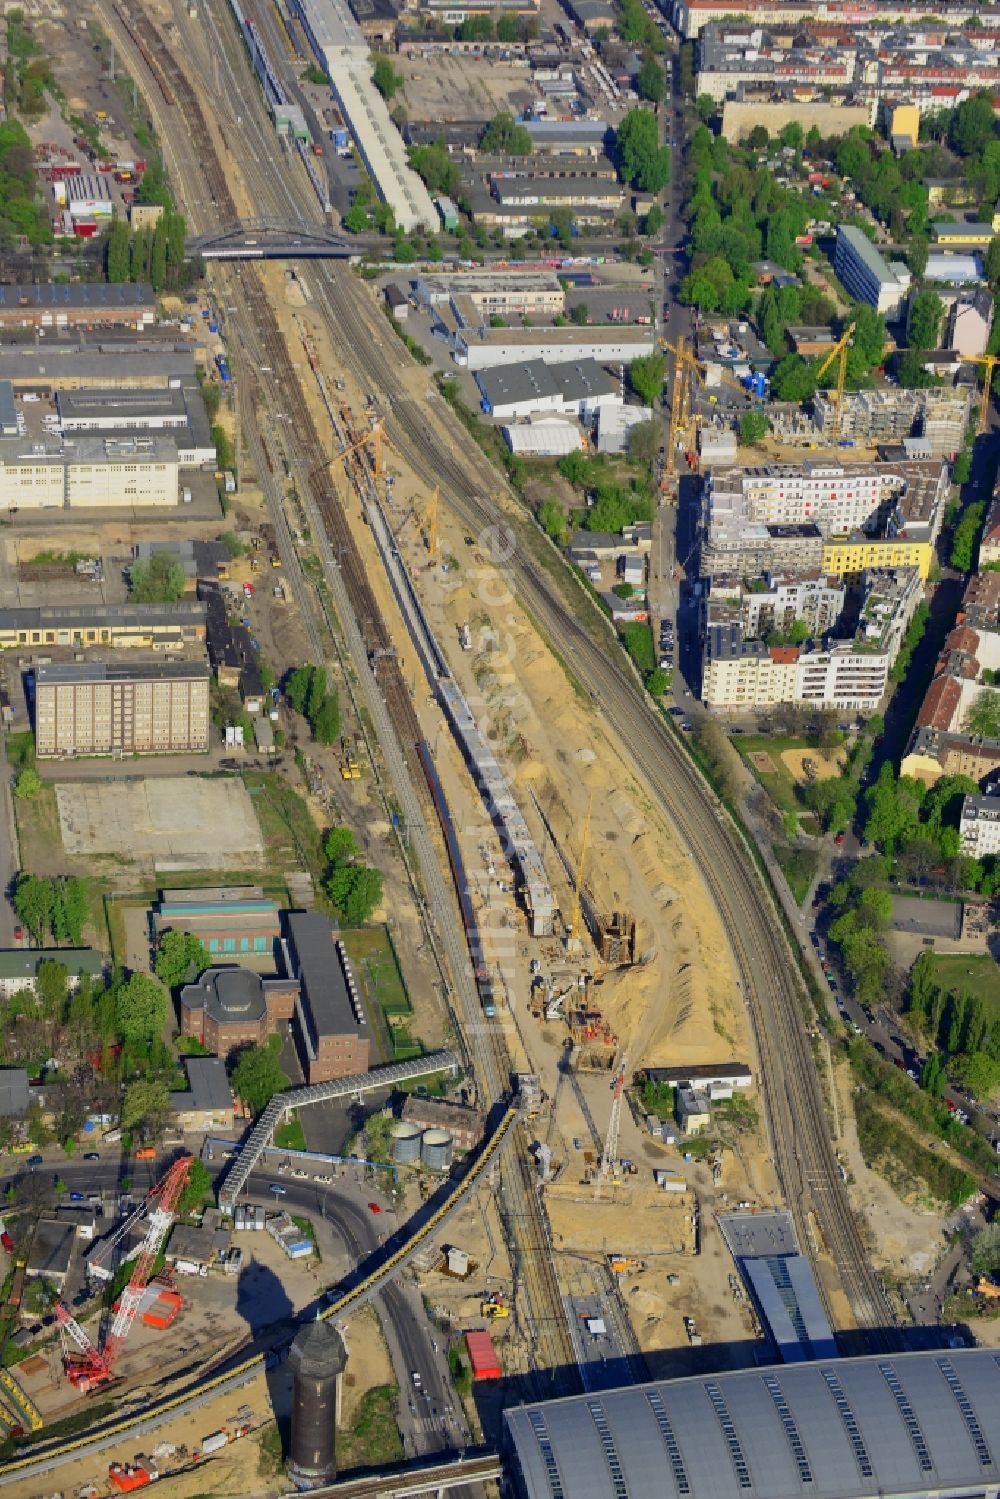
814 321 856 437
596 1054 627 1195
103 1155 191 1365
55 1155 193 1390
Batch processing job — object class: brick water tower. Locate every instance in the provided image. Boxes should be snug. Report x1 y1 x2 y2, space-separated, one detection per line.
287 1317 348 1491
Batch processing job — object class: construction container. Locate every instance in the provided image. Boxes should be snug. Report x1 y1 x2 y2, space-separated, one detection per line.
109 1464 153 1491
464 1329 501 1380
421 1128 453 1172
201 1431 228 1455
446 1246 469 1276
392 1121 423 1165
143 1290 182 1329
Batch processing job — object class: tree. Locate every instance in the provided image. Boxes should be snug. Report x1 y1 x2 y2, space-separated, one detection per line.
14 874 52 945
155 929 209 990
35 961 67 1022
953 449 973 488
739 410 769 445
372 56 403 100
324 826 360 865
480 112 533 156
615 108 670 193
14 766 40 800
779 120 804 151
643 204 663 237
951 1050 1000 1101
130 551 185 603
106 217 130 283
344 203 369 234
908 288 945 351
570 301 590 326
114 973 168 1045
52 876 87 947
628 419 660 466
150 221 167 293
122 1078 170 1138
176 1157 212 1216
231 1036 290 1115
964 688 1000 739
950 92 996 156
770 354 816 403
646 667 668 697
638 54 665 104
538 499 568 544
986 236 1000 288
333 864 384 925
628 353 666 406
971 1222 1000 1274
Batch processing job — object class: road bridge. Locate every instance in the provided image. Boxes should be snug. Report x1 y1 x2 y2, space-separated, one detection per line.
187 221 360 259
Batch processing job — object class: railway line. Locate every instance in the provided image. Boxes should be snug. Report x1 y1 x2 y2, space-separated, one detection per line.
311 264 897 1345
103 0 581 1394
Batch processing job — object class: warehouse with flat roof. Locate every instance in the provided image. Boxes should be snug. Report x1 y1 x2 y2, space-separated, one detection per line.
0 601 206 651
0 283 156 328
457 325 653 371
503 1350 1000 1499
283 912 370 1083
290 0 436 231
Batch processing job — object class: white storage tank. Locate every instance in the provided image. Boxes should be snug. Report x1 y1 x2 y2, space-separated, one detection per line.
421 1128 453 1172
392 1121 424 1165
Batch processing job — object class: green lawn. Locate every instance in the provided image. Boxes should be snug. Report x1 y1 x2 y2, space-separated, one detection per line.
341 927 411 1016
774 844 820 906
275 1113 307 1151
336 1386 403 1474
925 954 1000 1016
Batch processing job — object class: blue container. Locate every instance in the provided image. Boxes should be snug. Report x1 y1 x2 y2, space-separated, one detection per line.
208 321 218 333
332 128 348 149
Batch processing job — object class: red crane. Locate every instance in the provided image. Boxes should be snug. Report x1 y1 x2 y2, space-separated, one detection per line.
55 1155 193 1391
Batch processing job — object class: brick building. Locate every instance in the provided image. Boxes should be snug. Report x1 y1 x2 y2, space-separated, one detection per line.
153 887 282 960
283 912 370 1084
179 967 297 1055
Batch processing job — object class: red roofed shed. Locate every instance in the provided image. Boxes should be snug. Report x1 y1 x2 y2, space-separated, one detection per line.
465 1329 501 1380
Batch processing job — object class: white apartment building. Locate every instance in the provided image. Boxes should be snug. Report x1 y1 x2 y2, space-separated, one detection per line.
834 226 911 318
713 573 846 638
709 464 883 538
959 795 1000 857
702 567 921 711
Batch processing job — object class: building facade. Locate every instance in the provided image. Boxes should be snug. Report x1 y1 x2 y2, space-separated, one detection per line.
0 282 156 329
822 534 933 581
959 794 1000 857
0 602 206 652
283 912 370 1084
833 225 911 316
34 658 211 757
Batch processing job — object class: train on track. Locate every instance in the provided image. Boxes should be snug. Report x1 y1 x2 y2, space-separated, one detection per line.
416 740 496 1017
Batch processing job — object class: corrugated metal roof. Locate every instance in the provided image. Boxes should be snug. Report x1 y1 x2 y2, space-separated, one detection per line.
504 1351 1000 1499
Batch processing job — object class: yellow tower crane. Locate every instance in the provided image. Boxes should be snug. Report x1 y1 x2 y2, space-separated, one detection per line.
814 321 856 438
665 337 703 478
959 353 1000 434
568 791 593 947
328 420 385 480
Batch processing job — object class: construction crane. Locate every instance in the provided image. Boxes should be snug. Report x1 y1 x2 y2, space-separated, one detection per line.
420 485 439 557
55 1156 193 1392
814 321 856 438
328 420 385 480
665 337 700 479
567 791 593 948
959 353 1000 434
595 1053 627 1195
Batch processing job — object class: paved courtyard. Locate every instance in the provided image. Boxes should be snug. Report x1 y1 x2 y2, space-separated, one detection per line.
55 777 264 868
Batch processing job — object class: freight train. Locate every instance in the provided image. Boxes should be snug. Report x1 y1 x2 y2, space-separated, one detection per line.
416 741 496 1017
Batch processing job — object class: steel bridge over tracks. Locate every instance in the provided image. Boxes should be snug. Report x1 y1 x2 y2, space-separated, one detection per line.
187 220 361 259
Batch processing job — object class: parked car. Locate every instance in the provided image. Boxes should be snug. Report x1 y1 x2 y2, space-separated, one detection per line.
368 1202 382 1214
83 1151 100 1161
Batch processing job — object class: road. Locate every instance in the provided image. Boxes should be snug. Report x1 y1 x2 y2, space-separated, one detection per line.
105 0 890 1371
0 1148 462 1459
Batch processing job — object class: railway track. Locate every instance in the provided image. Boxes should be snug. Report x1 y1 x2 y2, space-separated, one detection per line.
310 265 897 1344
109 0 581 1391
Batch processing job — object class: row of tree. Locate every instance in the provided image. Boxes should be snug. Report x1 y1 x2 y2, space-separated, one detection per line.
286 664 340 744
323 826 383 926
908 950 1000 1102
14 875 89 947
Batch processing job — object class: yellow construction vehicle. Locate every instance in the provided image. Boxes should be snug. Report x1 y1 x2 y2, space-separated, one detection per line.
608 1254 646 1276
481 1292 510 1319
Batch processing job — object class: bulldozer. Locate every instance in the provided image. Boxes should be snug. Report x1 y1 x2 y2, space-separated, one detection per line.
480 1292 510 1320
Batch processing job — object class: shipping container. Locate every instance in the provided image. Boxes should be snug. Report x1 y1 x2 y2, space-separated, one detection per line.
464 1329 501 1380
